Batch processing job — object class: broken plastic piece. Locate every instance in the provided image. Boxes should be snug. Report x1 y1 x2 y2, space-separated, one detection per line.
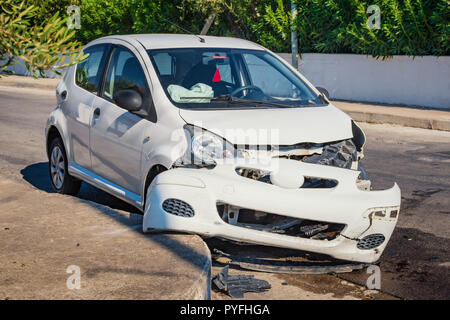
211 265 271 298
212 248 369 275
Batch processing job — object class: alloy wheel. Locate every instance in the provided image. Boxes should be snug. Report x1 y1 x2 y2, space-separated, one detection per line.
50 146 65 189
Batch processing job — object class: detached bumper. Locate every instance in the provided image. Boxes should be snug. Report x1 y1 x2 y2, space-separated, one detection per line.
143 159 401 263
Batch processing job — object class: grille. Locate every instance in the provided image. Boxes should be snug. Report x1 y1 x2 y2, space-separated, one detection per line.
162 199 194 217
357 234 385 250
216 204 345 240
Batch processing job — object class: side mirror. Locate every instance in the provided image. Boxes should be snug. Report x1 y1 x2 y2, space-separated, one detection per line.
316 87 330 100
113 89 142 112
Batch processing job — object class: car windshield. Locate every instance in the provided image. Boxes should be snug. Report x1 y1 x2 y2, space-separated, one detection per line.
147 48 326 109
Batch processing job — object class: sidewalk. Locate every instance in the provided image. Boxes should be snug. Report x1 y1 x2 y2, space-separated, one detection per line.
0 177 211 299
0 75 59 90
333 101 450 132
1 75 449 131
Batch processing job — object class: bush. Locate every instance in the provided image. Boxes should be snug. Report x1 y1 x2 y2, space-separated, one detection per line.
11 0 449 56
260 0 449 56
0 0 86 77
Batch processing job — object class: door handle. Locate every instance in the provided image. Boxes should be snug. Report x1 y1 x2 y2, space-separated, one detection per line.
93 108 101 117
60 90 67 100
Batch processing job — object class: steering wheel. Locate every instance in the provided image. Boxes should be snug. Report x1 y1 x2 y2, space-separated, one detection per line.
231 85 265 98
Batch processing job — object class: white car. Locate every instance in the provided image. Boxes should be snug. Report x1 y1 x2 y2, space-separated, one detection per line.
45 34 401 263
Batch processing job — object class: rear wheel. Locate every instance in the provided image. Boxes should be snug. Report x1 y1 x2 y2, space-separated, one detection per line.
49 138 81 195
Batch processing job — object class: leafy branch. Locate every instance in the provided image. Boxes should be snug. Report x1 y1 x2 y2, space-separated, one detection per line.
0 0 87 78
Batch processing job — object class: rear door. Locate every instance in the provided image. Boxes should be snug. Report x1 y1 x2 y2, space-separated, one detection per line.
65 44 110 168
89 44 155 195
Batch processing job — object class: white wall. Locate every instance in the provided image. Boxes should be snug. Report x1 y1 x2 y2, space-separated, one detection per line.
2 57 62 78
278 53 450 109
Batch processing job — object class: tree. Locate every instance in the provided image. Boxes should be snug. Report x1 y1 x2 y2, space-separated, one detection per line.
0 0 87 78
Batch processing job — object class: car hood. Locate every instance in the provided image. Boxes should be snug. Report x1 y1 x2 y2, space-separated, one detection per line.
179 104 353 145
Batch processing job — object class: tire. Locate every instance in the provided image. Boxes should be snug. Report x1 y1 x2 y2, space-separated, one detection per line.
48 137 81 195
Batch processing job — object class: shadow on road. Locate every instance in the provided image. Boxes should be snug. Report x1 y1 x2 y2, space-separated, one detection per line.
19 161 210 275
21 162 137 212
20 162 54 193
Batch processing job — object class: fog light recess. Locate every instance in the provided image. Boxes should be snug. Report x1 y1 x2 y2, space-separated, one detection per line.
162 199 194 217
357 233 385 250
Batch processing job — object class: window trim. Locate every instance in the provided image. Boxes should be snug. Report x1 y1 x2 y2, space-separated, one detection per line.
98 44 157 123
74 43 112 95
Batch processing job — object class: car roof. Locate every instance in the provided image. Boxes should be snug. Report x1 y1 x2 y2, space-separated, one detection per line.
96 34 265 51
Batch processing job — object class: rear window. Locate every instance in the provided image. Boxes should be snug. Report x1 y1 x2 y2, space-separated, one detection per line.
75 44 109 94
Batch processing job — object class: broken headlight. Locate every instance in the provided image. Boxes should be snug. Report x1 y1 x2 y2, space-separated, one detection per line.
175 125 243 167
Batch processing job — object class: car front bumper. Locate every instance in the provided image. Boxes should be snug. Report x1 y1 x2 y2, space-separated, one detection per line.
143 158 400 263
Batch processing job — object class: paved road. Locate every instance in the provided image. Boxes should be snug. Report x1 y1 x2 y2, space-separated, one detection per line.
0 86 449 299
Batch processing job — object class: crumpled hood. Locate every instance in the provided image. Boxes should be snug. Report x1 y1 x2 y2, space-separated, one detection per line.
179 104 353 145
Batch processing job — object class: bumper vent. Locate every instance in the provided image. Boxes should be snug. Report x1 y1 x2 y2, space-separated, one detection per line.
357 234 385 250
162 199 194 217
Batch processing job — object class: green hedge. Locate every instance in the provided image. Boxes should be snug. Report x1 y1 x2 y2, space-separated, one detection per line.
260 0 449 56
17 0 450 56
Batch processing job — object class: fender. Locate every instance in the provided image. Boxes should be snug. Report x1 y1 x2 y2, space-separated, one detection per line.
45 106 71 160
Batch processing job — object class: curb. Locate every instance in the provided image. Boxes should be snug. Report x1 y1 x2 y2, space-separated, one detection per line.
333 101 450 132
185 240 212 300
344 110 450 131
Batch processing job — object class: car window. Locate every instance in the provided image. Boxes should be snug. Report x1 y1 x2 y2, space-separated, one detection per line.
243 53 299 98
152 52 173 76
75 44 108 94
103 47 147 100
148 48 321 109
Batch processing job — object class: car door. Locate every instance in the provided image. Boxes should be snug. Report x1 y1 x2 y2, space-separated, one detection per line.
89 44 154 196
65 44 110 169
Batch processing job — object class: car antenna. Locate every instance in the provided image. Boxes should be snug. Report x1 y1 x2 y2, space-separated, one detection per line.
162 18 205 43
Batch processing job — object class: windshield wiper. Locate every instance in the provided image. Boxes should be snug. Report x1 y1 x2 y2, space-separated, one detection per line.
179 95 312 108
211 95 292 108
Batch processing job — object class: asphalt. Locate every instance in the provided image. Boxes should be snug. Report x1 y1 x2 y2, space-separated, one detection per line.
337 122 450 300
210 122 450 300
0 85 211 300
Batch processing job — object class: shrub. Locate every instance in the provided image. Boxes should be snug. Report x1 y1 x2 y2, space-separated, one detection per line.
9 0 448 56
260 0 449 56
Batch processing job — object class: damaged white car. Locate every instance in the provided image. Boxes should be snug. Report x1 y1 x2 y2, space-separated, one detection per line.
45 34 400 264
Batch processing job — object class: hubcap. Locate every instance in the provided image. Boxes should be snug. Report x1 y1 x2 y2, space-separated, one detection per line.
50 146 65 189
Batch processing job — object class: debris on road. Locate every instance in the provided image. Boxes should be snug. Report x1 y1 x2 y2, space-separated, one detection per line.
212 266 271 298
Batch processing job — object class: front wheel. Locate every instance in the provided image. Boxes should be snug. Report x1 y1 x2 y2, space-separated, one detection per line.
48 137 81 195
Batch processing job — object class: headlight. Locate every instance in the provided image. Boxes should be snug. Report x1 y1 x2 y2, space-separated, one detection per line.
175 125 242 167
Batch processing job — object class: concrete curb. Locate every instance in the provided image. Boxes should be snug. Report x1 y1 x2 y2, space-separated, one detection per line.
333 101 450 132
343 110 450 131
184 240 212 300
1 76 449 132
